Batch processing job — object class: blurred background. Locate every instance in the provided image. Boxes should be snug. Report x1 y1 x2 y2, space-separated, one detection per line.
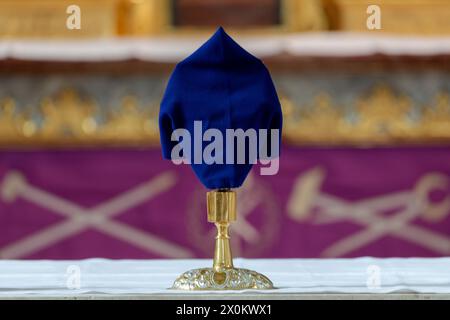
0 0 450 259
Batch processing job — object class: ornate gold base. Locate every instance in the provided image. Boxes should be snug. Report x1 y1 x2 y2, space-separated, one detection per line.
172 267 274 290
172 189 274 290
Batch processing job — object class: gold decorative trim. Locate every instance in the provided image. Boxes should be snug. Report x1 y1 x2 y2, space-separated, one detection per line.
1 85 450 148
334 0 450 35
172 190 274 290
0 0 118 38
0 0 328 38
0 89 159 147
282 85 450 146
172 267 273 290
282 0 328 31
118 0 172 36
2 0 450 38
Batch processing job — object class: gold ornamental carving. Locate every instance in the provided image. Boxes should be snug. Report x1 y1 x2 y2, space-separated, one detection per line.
1 85 450 147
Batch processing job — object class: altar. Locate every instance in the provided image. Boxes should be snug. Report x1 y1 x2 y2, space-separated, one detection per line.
0 0 450 302
0 258 449 299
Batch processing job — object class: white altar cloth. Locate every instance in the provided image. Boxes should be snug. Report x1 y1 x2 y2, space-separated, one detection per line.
0 258 449 299
1 33 450 62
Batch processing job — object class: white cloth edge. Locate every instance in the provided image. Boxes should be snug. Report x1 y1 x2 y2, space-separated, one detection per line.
1 32 450 62
0 257 449 296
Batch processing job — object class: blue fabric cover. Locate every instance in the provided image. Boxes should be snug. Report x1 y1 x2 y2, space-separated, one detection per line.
159 27 282 189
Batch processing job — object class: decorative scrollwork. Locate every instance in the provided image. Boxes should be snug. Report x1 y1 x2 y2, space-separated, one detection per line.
282 85 450 145
1 85 450 147
172 267 274 290
0 88 159 147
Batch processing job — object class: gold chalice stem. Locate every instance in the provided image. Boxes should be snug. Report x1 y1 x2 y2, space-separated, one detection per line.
207 189 236 271
171 189 273 290
213 221 233 271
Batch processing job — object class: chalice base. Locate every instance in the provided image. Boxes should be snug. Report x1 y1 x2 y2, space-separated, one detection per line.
172 267 274 290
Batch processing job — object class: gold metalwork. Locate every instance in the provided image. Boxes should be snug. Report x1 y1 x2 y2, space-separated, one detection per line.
2 0 449 37
0 0 118 38
172 190 274 290
2 85 450 147
117 0 171 36
39 89 97 138
0 0 328 38
207 190 236 271
334 0 450 35
282 85 450 146
282 0 328 31
0 88 159 147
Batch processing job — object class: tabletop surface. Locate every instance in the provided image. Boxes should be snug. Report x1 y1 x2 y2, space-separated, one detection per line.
0 257 449 299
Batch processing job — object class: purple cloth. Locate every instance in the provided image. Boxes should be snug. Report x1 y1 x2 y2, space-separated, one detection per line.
0 146 449 259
